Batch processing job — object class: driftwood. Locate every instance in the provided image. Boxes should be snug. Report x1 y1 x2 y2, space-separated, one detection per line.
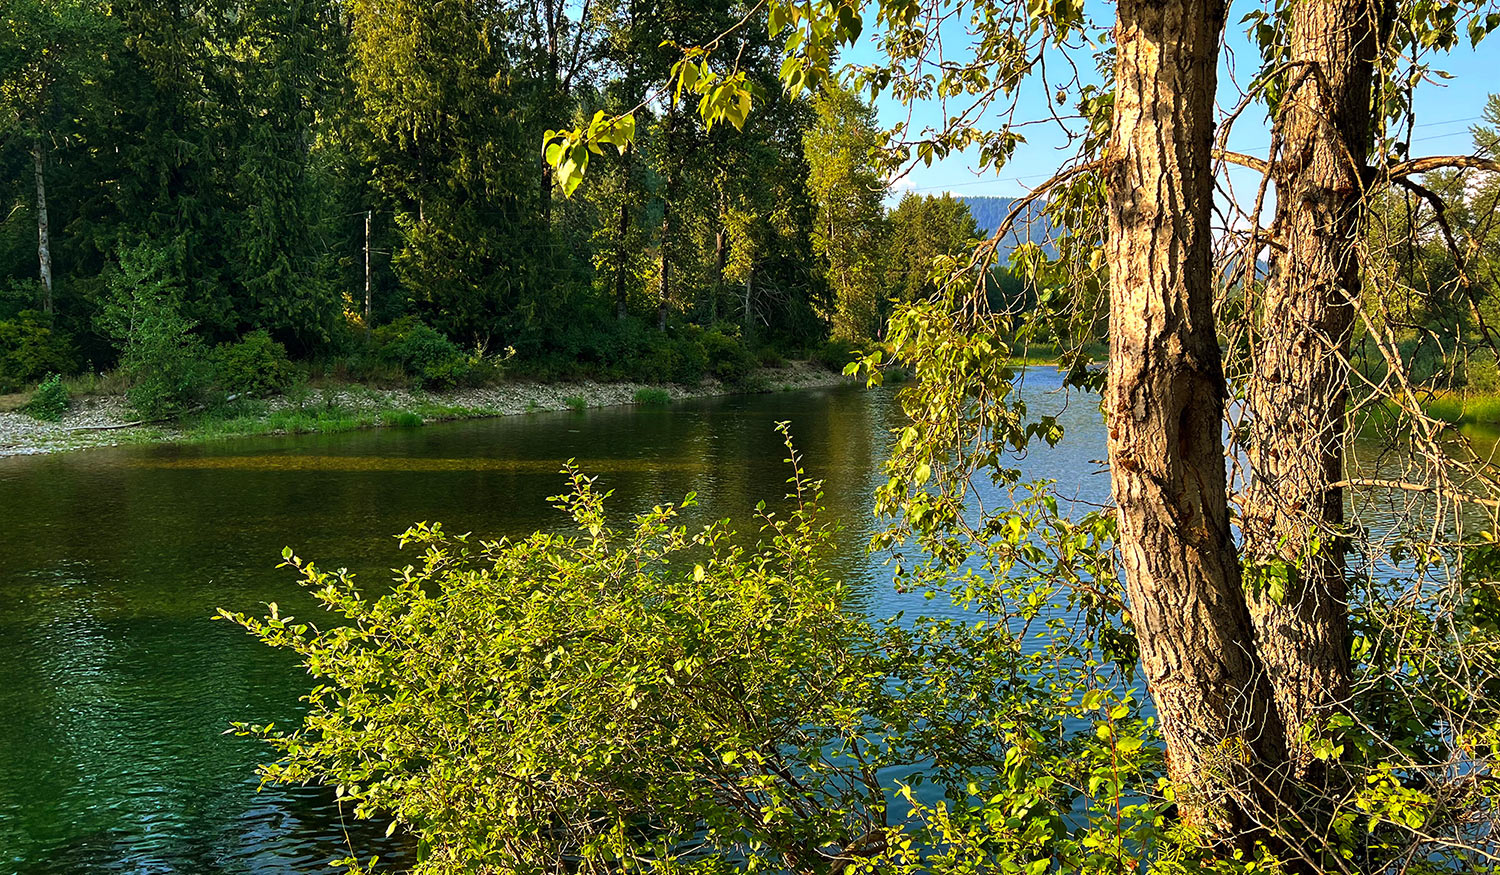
66 416 172 432
64 396 236 432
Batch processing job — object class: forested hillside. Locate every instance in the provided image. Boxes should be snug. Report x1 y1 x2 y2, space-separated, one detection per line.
0 0 987 412
958 195 1057 257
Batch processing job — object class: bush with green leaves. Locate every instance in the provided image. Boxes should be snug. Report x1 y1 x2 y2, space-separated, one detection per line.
225 438 913 873
96 241 211 417
373 317 472 390
223 429 1232 875
700 325 757 387
812 337 860 372
22 373 70 421
628 329 710 384
211 330 299 398
0 310 77 392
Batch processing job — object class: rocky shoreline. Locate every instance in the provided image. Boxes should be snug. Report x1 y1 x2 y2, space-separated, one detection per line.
0 362 855 458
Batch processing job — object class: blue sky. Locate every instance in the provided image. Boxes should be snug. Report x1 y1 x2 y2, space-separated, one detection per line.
841 7 1498 202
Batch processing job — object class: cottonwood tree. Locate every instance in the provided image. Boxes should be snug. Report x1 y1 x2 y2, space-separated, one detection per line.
804 86 887 340
550 0 1278 854
548 0 1500 861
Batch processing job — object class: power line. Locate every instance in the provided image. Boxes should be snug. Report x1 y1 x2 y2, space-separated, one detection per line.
898 113 1491 195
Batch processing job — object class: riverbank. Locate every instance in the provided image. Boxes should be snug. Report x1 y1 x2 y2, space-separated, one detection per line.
0 362 854 458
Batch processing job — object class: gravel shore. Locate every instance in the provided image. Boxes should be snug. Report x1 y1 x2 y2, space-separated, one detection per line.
0 362 855 458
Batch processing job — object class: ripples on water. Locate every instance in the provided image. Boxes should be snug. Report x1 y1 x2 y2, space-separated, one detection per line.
0 374 1114 872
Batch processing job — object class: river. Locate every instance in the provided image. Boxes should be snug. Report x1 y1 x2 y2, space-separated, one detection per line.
0 370 1120 873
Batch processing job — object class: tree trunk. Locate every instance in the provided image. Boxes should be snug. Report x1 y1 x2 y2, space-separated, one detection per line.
743 268 752 339
657 212 671 333
540 159 553 227
712 227 726 324
364 209 373 341
616 196 631 320
34 140 53 314
1243 0 1384 778
1105 0 1286 839
657 109 675 334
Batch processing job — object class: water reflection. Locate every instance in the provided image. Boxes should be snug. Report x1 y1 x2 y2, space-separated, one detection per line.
0 371 1158 872
0 385 902 873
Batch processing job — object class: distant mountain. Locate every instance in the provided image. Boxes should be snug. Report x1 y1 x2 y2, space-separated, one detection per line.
957 196 1058 262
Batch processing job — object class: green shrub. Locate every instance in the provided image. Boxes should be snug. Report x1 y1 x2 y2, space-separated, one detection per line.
22 373 70 421
756 346 787 368
1463 395 1500 425
1425 395 1465 424
212 330 299 398
628 331 708 384
1466 356 1500 394
374 317 471 390
700 325 756 387
812 337 861 372
97 241 211 417
222 444 913 874
564 394 587 411
0 310 77 392
633 387 670 406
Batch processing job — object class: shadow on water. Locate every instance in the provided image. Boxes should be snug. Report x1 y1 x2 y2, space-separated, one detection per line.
0 373 1121 872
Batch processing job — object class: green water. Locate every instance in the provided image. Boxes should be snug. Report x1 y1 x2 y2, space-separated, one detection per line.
0 376 1113 873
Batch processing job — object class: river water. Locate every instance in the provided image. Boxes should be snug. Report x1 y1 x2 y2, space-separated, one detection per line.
0 372 1111 873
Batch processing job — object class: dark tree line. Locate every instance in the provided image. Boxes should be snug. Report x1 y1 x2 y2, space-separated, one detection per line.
0 0 984 396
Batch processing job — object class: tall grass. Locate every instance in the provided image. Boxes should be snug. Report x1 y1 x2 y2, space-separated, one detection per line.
633 388 671 407
177 399 498 442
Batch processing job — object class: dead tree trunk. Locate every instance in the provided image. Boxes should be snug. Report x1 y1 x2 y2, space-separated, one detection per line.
657 208 672 332
1243 0 1385 778
364 209 373 341
742 268 752 339
1105 0 1287 838
34 139 52 314
711 188 727 325
657 109 675 334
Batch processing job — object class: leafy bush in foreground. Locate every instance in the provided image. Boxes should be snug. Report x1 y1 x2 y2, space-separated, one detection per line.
224 435 916 873
222 430 1192 875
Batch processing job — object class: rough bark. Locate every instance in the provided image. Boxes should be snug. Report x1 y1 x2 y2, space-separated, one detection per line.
34 139 53 314
712 196 727 324
657 108 675 333
1244 0 1383 777
364 209 373 341
1105 0 1286 837
657 205 672 332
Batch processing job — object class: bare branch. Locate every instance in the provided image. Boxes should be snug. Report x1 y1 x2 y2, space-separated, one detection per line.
1386 154 1500 180
1214 148 1270 175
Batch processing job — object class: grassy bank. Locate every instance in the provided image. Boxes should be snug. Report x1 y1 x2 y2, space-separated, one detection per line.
0 363 854 457
1003 342 1109 368
1417 392 1500 427
175 397 498 441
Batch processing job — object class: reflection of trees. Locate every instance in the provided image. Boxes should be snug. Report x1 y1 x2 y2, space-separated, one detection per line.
0 392 899 871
